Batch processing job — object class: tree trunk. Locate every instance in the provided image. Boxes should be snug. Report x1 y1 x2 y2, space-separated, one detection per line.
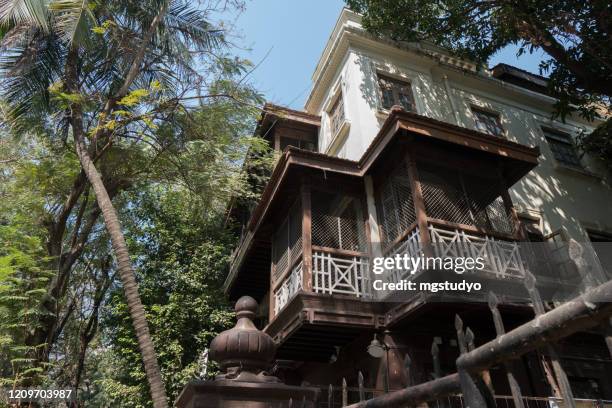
67 105 168 407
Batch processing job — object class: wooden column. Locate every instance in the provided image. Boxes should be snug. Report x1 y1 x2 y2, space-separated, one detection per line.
524 273 577 408
488 292 526 408
498 166 525 240
269 269 276 321
301 180 313 292
364 175 383 259
406 152 432 254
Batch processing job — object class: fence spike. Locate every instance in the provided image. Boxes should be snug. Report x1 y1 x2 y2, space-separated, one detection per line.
403 353 412 385
454 314 463 331
487 291 499 311
431 340 439 356
342 377 348 407
358 370 365 402
455 315 467 354
465 327 475 352
328 384 333 408
431 340 441 379
524 270 536 290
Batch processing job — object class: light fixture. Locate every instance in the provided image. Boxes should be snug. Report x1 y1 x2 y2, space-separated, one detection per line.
367 334 386 358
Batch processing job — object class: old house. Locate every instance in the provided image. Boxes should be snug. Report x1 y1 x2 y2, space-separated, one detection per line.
222 8 612 404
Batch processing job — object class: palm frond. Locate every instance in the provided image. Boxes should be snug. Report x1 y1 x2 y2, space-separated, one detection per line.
0 30 64 133
164 1 225 52
0 0 49 31
48 0 94 45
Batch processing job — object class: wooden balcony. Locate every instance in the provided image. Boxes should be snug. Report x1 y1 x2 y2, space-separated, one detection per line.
224 108 545 364
273 247 371 314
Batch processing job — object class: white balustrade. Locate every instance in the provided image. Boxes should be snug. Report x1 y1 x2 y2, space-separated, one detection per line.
313 251 370 298
428 224 525 278
273 261 303 314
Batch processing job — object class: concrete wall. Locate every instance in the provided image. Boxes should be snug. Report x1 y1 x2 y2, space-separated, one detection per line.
306 11 612 242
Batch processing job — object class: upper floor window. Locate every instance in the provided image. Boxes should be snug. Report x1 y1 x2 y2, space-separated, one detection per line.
543 127 582 169
472 107 504 137
329 94 345 137
279 136 316 152
377 74 415 112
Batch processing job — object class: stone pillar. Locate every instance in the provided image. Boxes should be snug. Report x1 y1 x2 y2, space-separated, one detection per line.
175 296 319 407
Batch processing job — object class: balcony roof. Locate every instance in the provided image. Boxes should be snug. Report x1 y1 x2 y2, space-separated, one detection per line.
257 103 320 142
224 108 541 297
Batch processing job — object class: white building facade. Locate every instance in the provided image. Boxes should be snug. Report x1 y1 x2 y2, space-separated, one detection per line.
305 9 612 243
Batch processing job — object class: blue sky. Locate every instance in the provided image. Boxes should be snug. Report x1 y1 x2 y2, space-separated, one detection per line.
227 0 548 109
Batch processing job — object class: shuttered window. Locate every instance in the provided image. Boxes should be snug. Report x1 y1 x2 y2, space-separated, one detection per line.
377 74 415 112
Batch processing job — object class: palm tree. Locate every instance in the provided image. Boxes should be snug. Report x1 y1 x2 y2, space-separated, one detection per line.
0 0 233 406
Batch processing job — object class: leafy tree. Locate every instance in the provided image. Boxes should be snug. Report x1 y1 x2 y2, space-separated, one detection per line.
89 101 272 406
0 0 259 405
0 225 54 388
346 0 611 164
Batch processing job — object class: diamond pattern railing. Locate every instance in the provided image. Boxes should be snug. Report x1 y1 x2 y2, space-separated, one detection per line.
428 224 526 278
313 250 370 297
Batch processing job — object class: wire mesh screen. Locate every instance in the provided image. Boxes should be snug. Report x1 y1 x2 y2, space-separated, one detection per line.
376 160 416 249
312 190 366 252
419 162 513 234
272 200 302 281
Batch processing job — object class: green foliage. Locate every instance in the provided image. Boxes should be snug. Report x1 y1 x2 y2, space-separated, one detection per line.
0 225 54 386
580 118 612 171
0 0 267 405
90 188 236 407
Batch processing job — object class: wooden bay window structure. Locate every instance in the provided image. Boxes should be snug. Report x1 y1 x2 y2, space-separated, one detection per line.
224 106 541 365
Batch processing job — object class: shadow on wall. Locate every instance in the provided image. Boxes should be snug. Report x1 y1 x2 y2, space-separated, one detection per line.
354 52 457 123
353 51 607 241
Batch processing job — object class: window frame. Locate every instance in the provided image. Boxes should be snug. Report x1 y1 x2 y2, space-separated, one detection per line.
542 127 583 170
376 73 416 112
328 93 345 138
471 106 505 138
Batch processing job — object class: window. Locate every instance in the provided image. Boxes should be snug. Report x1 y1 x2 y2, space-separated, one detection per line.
272 201 302 280
311 190 366 252
543 128 582 169
329 94 345 137
418 161 513 234
377 74 415 111
472 108 504 137
279 137 315 151
376 160 415 248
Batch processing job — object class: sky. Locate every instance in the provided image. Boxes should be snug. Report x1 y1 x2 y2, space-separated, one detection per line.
226 0 548 110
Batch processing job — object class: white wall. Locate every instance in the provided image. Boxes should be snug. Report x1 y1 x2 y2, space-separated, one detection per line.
308 20 612 242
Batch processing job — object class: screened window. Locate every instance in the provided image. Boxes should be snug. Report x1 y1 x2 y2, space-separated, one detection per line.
279 137 315 151
376 161 416 248
472 108 504 138
271 201 302 281
419 162 513 234
329 94 345 137
543 128 582 169
311 190 366 252
378 74 415 112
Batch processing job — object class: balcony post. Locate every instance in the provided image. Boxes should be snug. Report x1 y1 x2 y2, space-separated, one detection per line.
269 265 276 320
497 167 525 240
301 179 313 292
364 175 383 259
406 153 432 253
